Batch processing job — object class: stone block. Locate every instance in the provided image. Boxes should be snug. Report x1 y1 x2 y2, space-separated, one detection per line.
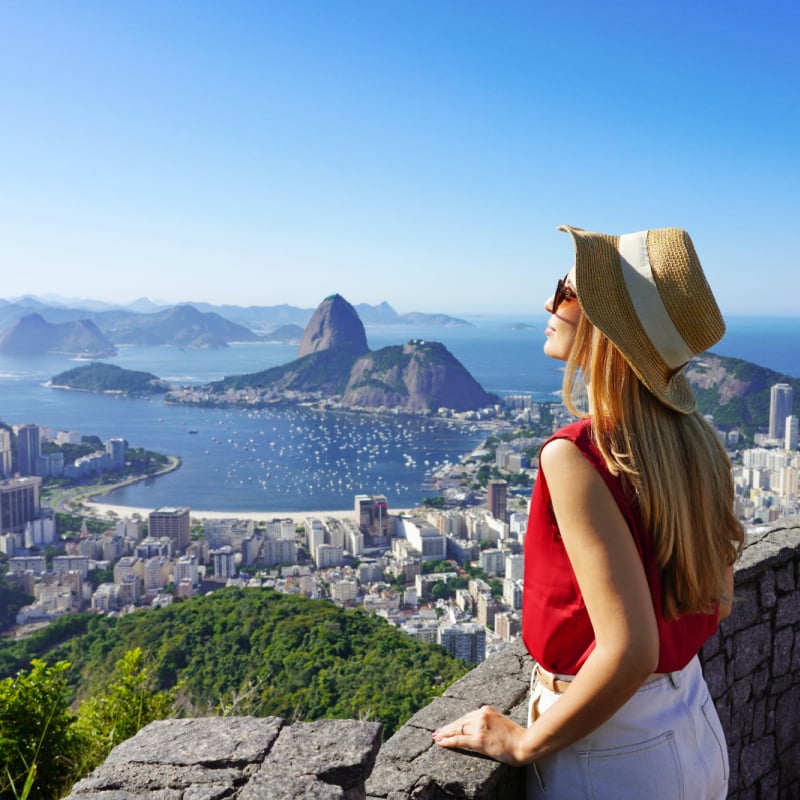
442 672 529 713
724 585 759 633
703 652 727 698
105 716 284 766
740 738 775 787
701 629 721 659
776 560 797 593
402 695 475 732
378 723 438 763
760 569 777 608
773 626 794 677
776 592 800 629
753 698 767 740
776 684 800 755
239 774 345 799
66 762 242 797
265 719 382 790
732 623 771 678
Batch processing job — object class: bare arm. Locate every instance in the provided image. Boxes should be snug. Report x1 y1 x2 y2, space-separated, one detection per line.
434 437 660 765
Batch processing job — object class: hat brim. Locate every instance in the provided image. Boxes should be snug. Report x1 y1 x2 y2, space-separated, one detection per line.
559 225 698 414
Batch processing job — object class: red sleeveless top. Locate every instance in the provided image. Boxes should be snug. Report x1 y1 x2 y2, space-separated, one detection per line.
522 418 718 674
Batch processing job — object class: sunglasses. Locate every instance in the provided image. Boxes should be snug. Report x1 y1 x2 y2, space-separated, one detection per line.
553 274 577 313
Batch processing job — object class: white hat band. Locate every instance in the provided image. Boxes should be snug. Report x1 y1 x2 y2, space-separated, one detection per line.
618 231 696 370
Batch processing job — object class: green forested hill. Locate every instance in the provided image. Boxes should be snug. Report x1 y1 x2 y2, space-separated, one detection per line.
688 353 800 435
50 362 169 396
0 588 470 738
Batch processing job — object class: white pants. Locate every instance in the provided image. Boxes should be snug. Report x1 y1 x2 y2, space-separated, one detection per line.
526 655 729 800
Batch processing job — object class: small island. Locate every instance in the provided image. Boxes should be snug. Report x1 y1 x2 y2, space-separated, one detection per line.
49 363 170 397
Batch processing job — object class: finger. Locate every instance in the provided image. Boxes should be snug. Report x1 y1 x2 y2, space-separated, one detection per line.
431 723 469 746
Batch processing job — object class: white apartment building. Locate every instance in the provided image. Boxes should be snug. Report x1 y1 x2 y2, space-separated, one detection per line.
174 555 199 587
9 555 47 576
143 556 171 593
114 556 144 584
396 516 446 561
211 546 237 579
330 578 359 604
315 543 343 568
92 583 118 612
479 548 504 576
53 555 89 579
505 553 525 581
204 518 255 549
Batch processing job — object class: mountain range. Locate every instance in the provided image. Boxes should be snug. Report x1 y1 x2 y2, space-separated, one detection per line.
206 294 496 413
0 295 473 354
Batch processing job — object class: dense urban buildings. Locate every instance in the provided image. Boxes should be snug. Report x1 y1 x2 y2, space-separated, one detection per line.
7 387 799 664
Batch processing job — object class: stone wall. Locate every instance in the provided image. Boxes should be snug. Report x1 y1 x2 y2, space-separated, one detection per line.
367 521 800 800
68 521 800 799
65 716 383 799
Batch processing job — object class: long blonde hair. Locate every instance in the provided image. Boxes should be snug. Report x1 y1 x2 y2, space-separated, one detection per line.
564 313 744 619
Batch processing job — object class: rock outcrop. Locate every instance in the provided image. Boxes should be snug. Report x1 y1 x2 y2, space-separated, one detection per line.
297 294 369 358
0 313 117 357
342 341 495 412
65 716 383 799
209 296 495 413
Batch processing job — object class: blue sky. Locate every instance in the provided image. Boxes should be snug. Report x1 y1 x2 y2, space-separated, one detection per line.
1 0 798 315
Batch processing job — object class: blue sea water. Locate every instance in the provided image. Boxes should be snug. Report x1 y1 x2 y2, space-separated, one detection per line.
0 315 798 513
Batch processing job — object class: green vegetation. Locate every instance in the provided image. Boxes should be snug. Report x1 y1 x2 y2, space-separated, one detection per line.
0 649 173 800
0 589 470 740
50 363 168 397
0 589 472 796
421 496 446 509
690 353 800 440
213 349 358 395
0 660 82 800
0 576 33 632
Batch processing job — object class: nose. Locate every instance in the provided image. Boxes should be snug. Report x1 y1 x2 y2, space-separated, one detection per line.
544 294 555 314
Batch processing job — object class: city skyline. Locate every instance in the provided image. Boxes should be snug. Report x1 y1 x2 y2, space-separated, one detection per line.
2 1 798 315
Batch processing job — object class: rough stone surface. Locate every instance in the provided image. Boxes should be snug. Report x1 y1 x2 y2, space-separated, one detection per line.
65 524 800 800
65 717 382 799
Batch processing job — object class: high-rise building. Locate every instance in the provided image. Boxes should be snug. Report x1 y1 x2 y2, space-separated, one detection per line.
769 384 793 440
487 479 508 523
148 507 190 552
355 494 389 547
785 415 798 451
0 429 12 477
0 476 42 533
105 438 127 471
17 424 40 476
211 546 237 579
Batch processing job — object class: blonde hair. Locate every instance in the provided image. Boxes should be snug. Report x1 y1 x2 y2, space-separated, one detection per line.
564 313 744 619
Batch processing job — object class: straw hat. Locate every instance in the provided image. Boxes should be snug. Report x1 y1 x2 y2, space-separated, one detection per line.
558 225 725 414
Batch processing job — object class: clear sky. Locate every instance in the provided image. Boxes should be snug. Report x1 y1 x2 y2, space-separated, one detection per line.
1 0 798 315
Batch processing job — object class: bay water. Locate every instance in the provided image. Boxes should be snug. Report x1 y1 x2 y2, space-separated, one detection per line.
0 314 797 513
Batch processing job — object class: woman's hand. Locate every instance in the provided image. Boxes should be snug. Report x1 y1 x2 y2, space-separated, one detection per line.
432 705 528 766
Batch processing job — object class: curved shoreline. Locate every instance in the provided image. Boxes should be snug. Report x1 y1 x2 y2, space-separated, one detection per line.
78 455 408 523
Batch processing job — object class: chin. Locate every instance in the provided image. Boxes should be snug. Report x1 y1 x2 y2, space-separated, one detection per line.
543 341 567 362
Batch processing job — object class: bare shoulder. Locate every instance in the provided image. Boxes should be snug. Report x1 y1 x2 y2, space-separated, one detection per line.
539 436 616 511
539 437 594 477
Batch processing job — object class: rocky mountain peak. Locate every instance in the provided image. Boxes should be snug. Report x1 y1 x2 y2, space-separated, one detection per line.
297 294 369 358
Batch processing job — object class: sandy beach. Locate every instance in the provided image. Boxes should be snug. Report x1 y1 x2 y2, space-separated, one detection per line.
84 499 412 526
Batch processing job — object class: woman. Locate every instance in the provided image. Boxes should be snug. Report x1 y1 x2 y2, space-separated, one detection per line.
433 226 743 799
